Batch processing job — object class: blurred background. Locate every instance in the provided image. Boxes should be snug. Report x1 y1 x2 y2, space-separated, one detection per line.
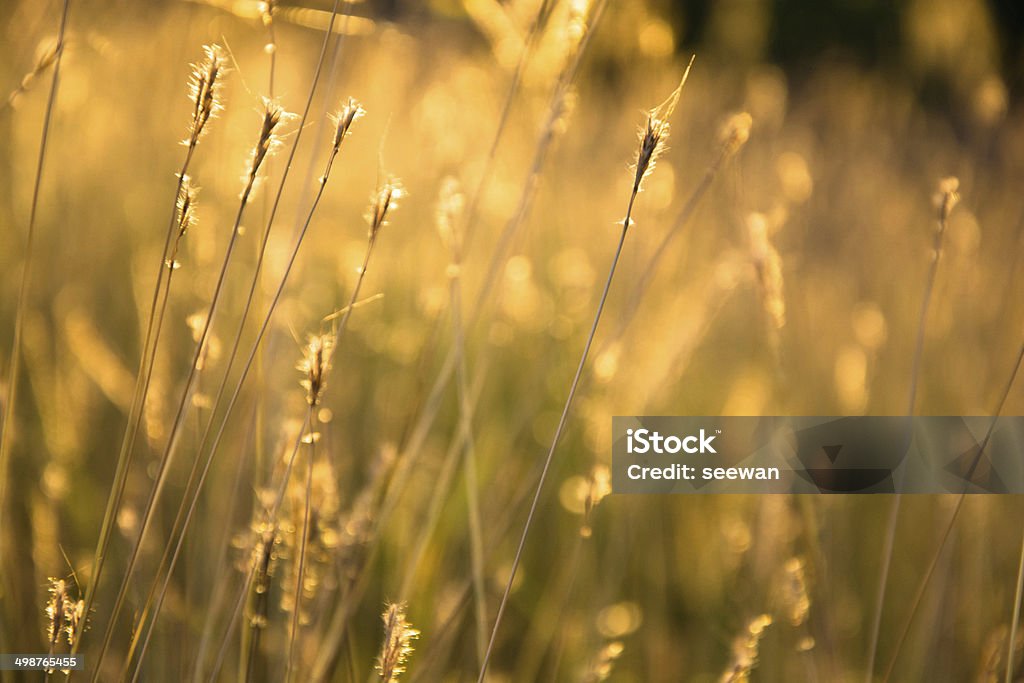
1 0 1023 681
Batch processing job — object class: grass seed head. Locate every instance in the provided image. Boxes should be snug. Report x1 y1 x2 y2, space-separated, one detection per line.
246 97 293 188
367 177 404 237
376 602 419 683
632 55 695 195
331 98 364 152
186 44 227 147
298 333 335 406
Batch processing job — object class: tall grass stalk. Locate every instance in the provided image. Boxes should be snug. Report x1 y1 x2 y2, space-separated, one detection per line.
91 99 289 679
866 178 960 682
879 337 1024 682
367 1 609 607
446 210 489 666
476 62 693 681
0 0 69 551
206 175 396 680
0 3 69 666
74 43 226 659
123 100 360 679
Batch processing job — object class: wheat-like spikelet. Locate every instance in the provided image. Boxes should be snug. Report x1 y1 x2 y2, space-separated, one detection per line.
632 55 695 195
44 577 84 649
45 578 69 649
376 602 419 682
245 98 293 190
165 176 199 271
330 98 364 155
297 333 336 406
186 44 227 147
366 177 404 237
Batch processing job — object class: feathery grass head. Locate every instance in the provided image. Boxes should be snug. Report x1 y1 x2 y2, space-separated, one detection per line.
330 98 364 153
367 177 404 238
632 55 695 195
186 44 227 147
44 577 83 647
167 176 199 270
376 602 419 683
45 578 68 647
246 97 293 188
297 333 335 406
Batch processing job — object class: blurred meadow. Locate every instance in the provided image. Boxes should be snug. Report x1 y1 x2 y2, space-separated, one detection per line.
1 0 1024 681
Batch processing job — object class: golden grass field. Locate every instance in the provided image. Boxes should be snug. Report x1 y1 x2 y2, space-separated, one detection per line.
1 0 1023 680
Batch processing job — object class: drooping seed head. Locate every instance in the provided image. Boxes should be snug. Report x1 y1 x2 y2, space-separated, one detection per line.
376 602 419 683
186 44 227 147
330 98 364 153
